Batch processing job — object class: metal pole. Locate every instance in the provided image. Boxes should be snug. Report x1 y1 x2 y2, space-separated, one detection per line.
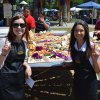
92 8 94 24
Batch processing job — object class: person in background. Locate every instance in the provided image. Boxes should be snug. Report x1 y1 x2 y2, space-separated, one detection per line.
68 21 100 100
0 15 32 100
35 12 50 33
0 17 4 26
93 20 100 40
0 19 4 26
23 7 36 33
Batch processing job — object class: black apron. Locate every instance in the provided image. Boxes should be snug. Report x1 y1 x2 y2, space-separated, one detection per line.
73 49 98 100
0 41 26 100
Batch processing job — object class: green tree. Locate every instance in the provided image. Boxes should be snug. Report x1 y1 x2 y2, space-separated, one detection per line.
45 0 58 9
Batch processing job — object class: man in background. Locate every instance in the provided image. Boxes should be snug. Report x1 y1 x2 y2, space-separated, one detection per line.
23 7 36 33
35 12 50 33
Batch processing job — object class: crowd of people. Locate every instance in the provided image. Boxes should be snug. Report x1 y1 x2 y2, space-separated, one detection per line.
0 6 100 100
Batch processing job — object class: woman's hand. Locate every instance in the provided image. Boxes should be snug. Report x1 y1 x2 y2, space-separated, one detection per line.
2 40 11 56
91 44 99 61
23 62 32 79
91 44 100 73
25 65 32 79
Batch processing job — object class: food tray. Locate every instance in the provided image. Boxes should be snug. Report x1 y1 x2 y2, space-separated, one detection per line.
28 58 72 67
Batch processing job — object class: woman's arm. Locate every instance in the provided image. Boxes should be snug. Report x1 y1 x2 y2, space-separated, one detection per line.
91 45 100 74
0 40 11 69
0 53 7 68
23 61 32 79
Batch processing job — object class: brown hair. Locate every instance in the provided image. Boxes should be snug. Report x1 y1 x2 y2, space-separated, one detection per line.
7 15 30 43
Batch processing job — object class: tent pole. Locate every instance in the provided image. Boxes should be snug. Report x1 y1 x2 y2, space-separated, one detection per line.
92 8 94 25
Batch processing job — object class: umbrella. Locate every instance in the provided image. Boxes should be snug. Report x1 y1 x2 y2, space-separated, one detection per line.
70 7 82 12
76 1 100 24
77 1 100 9
20 1 28 5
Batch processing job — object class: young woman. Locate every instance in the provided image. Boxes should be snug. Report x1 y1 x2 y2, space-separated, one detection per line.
69 21 100 100
0 15 32 100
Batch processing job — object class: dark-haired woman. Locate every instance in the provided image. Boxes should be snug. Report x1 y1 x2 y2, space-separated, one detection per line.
69 21 100 100
0 15 32 100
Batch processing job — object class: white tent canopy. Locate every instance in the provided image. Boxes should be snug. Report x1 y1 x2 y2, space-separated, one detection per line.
70 7 82 12
44 8 50 12
20 1 28 5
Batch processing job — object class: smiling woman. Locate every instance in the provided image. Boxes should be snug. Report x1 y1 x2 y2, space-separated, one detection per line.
69 20 100 100
0 15 32 100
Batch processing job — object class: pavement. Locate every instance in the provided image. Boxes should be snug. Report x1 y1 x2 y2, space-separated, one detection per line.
0 23 95 29
0 22 95 36
50 22 95 28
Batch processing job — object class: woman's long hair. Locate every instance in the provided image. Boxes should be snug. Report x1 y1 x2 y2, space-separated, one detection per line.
69 20 91 60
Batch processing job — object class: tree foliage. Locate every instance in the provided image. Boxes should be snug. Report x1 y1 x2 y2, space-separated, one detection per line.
45 0 58 9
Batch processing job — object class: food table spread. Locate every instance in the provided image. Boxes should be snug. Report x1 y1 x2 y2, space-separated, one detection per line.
27 30 100 68
27 31 72 64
